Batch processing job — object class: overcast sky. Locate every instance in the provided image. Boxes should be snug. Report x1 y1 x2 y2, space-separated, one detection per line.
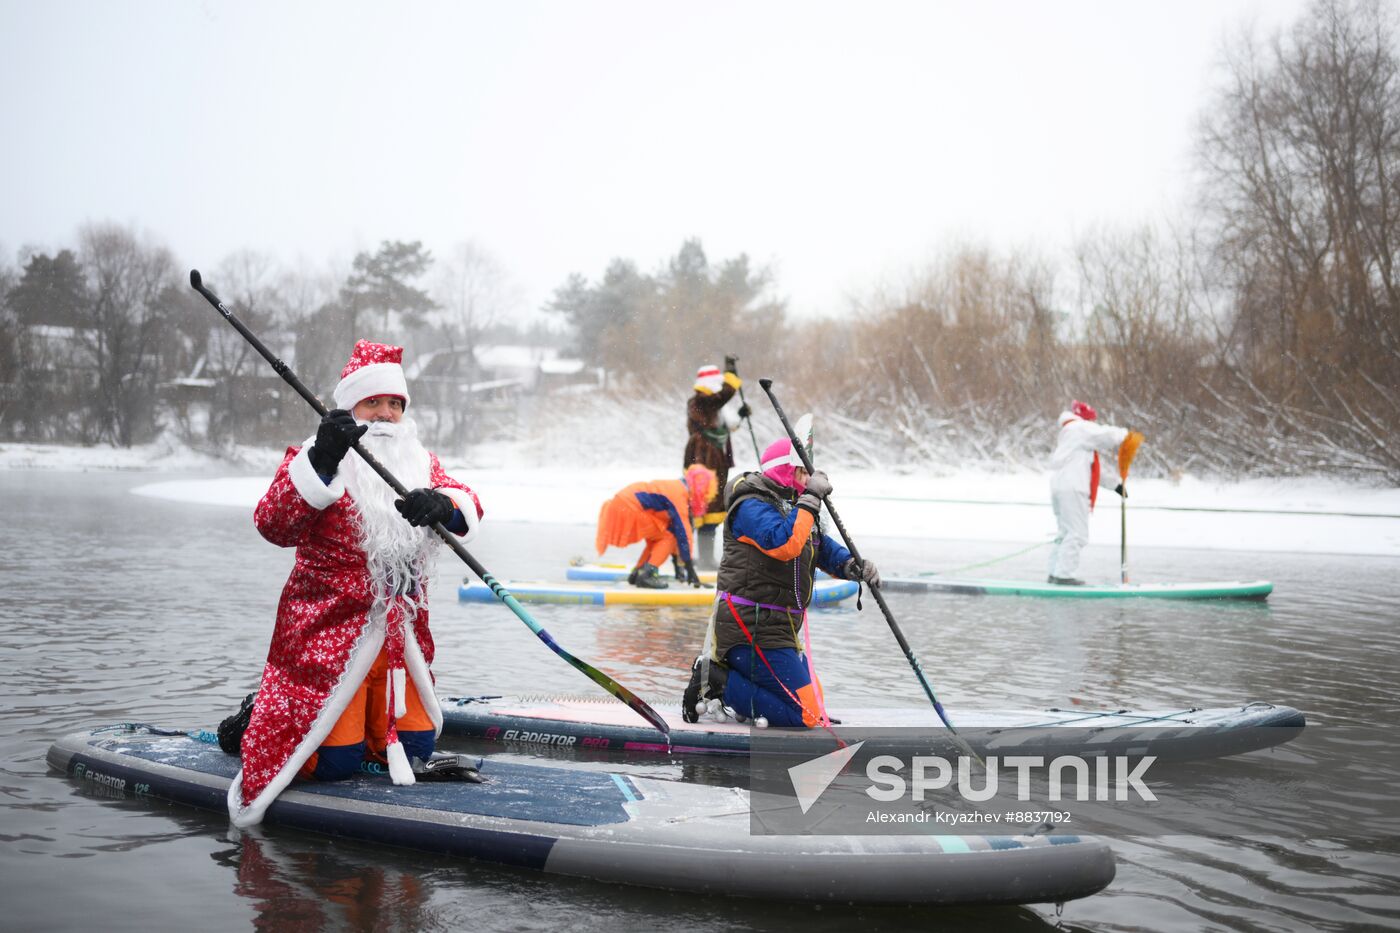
1 0 1309 321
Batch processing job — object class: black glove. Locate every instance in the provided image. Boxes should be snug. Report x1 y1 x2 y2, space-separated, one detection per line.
843 557 881 588
723 355 738 375
804 470 833 500
1114 483 1127 498
308 409 367 476
737 403 752 419
685 562 702 587
395 488 456 527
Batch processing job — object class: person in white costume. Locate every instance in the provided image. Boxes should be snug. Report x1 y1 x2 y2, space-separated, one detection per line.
1047 400 1134 585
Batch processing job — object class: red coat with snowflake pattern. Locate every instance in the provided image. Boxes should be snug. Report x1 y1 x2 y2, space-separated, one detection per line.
228 442 481 827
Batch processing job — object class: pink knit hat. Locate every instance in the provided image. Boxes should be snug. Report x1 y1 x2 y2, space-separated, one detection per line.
334 340 410 410
760 437 805 491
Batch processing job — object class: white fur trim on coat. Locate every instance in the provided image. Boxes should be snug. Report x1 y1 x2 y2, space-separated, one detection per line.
386 741 415 785
288 438 346 509
436 486 481 544
404 625 443 737
391 667 408 718
227 619 386 828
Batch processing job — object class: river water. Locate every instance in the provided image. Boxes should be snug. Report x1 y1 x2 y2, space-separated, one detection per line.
2 469 1398 931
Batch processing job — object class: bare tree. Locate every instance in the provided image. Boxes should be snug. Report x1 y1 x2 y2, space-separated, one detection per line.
420 241 521 441
1198 0 1400 397
431 240 517 350
847 244 1064 414
77 223 177 446
1074 224 1210 405
198 250 296 444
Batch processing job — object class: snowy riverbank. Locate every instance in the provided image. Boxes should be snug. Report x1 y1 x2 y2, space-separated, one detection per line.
5 440 1397 558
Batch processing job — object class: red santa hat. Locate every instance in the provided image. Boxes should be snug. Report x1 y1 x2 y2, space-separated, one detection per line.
333 340 411 411
694 364 723 394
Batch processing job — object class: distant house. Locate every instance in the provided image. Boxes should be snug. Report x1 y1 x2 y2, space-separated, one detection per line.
474 344 599 393
160 352 219 401
23 324 99 386
405 343 599 409
157 328 299 439
538 355 597 394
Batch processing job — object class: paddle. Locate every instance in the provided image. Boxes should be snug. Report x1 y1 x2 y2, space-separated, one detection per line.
1120 490 1127 584
189 269 671 739
757 378 981 763
1117 431 1144 584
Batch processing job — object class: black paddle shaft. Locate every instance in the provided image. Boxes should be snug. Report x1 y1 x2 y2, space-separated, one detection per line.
755 379 912 652
731 358 763 465
756 378 975 748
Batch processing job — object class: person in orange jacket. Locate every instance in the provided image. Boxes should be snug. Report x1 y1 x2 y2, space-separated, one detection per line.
595 464 718 588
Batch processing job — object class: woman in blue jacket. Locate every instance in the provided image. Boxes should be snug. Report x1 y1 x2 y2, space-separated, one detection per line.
681 437 879 726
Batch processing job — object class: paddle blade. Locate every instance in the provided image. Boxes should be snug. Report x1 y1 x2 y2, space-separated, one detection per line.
1118 430 1144 480
794 413 814 463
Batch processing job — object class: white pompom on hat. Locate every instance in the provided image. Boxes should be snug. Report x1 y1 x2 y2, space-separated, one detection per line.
333 339 411 411
694 364 723 394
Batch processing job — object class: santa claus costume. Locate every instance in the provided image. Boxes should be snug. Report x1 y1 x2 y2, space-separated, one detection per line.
228 340 482 828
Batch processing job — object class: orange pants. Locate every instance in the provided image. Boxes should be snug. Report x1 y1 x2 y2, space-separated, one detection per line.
638 531 677 567
298 645 434 780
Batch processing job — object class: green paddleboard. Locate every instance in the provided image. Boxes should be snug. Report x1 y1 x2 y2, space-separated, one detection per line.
878 577 1272 600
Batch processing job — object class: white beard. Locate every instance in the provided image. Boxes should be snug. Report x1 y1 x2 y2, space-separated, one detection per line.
340 417 438 621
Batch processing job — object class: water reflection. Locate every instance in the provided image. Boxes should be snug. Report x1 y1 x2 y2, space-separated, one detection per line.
227 831 431 932
215 812 1079 933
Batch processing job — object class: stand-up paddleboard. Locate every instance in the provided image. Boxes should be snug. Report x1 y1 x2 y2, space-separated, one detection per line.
566 564 1272 600
440 695 1305 762
566 562 825 586
876 576 1272 600
568 562 718 584
49 726 1114 905
459 576 858 606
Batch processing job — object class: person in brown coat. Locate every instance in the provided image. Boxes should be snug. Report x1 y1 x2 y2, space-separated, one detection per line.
683 356 748 570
